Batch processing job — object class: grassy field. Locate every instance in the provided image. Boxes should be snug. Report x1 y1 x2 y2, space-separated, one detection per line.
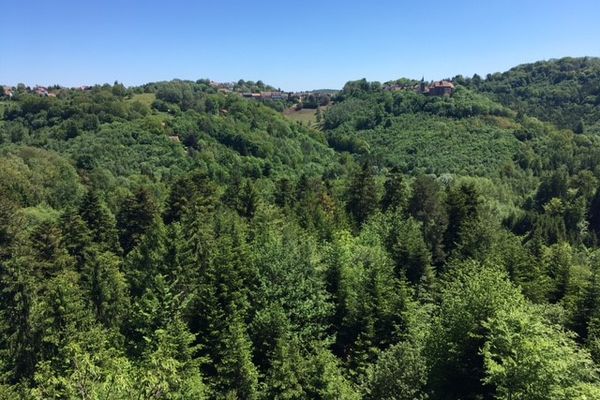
127 93 156 106
283 105 331 128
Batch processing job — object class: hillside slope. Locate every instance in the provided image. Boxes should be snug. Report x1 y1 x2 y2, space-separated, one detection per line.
461 57 600 133
323 81 524 176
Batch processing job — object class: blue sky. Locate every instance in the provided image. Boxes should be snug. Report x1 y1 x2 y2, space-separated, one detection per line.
2 0 599 91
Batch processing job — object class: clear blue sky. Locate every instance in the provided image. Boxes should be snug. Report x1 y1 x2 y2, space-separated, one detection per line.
2 0 599 91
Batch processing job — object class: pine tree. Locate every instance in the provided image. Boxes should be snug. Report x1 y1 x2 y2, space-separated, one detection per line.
239 179 259 219
381 169 406 212
164 171 217 225
408 175 448 265
135 318 206 399
385 215 433 285
0 218 74 383
346 161 378 227
59 207 92 267
274 178 294 209
82 247 129 329
33 271 94 375
444 182 481 257
261 336 306 399
575 118 585 134
0 256 37 382
79 190 120 252
117 187 159 254
589 187 600 240
124 218 168 298
214 314 259 399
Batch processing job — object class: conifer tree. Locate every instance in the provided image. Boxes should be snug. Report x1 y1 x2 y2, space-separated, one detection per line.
444 182 481 257
79 190 120 252
381 169 407 212
214 314 259 399
346 161 378 227
59 207 92 267
124 218 168 298
408 175 448 265
117 187 159 254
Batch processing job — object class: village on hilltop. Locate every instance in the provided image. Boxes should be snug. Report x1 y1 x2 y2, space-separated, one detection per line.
1 78 455 103
383 78 455 96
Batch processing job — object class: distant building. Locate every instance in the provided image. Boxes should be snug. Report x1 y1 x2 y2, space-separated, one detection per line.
33 86 49 96
237 90 293 102
427 80 455 96
271 92 286 100
2 86 13 98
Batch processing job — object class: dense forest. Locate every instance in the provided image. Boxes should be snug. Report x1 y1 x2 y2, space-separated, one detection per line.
1 57 600 399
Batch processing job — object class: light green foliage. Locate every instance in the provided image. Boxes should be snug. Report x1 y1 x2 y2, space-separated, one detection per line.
323 230 410 377
483 305 599 400
427 262 525 399
364 340 428 400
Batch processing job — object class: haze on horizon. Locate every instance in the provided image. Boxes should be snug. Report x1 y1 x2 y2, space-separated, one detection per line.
2 0 599 91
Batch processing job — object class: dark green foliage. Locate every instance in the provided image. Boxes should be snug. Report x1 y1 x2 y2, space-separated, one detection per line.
466 57 600 133
384 215 433 285
408 175 448 265
589 188 600 239
78 190 120 252
117 187 159 254
346 162 378 226
443 182 481 256
381 169 407 212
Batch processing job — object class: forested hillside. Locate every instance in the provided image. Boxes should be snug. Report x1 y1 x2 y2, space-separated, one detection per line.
460 57 600 134
2 61 600 399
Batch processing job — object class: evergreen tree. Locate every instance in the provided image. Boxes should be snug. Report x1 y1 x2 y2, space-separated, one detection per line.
81 247 129 329
274 178 294 209
589 187 600 240
59 208 92 266
79 190 120 252
444 182 480 257
381 169 407 212
123 218 168 298
346 161 378 227
408 175 448 265
239 179 260 219
117 187 159 254
214 314 259 400
164 171 217 225
384 214 433 285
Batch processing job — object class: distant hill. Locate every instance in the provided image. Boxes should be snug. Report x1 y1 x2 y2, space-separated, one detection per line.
0 80 342 188
461 57 600 133
323 80 523 176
